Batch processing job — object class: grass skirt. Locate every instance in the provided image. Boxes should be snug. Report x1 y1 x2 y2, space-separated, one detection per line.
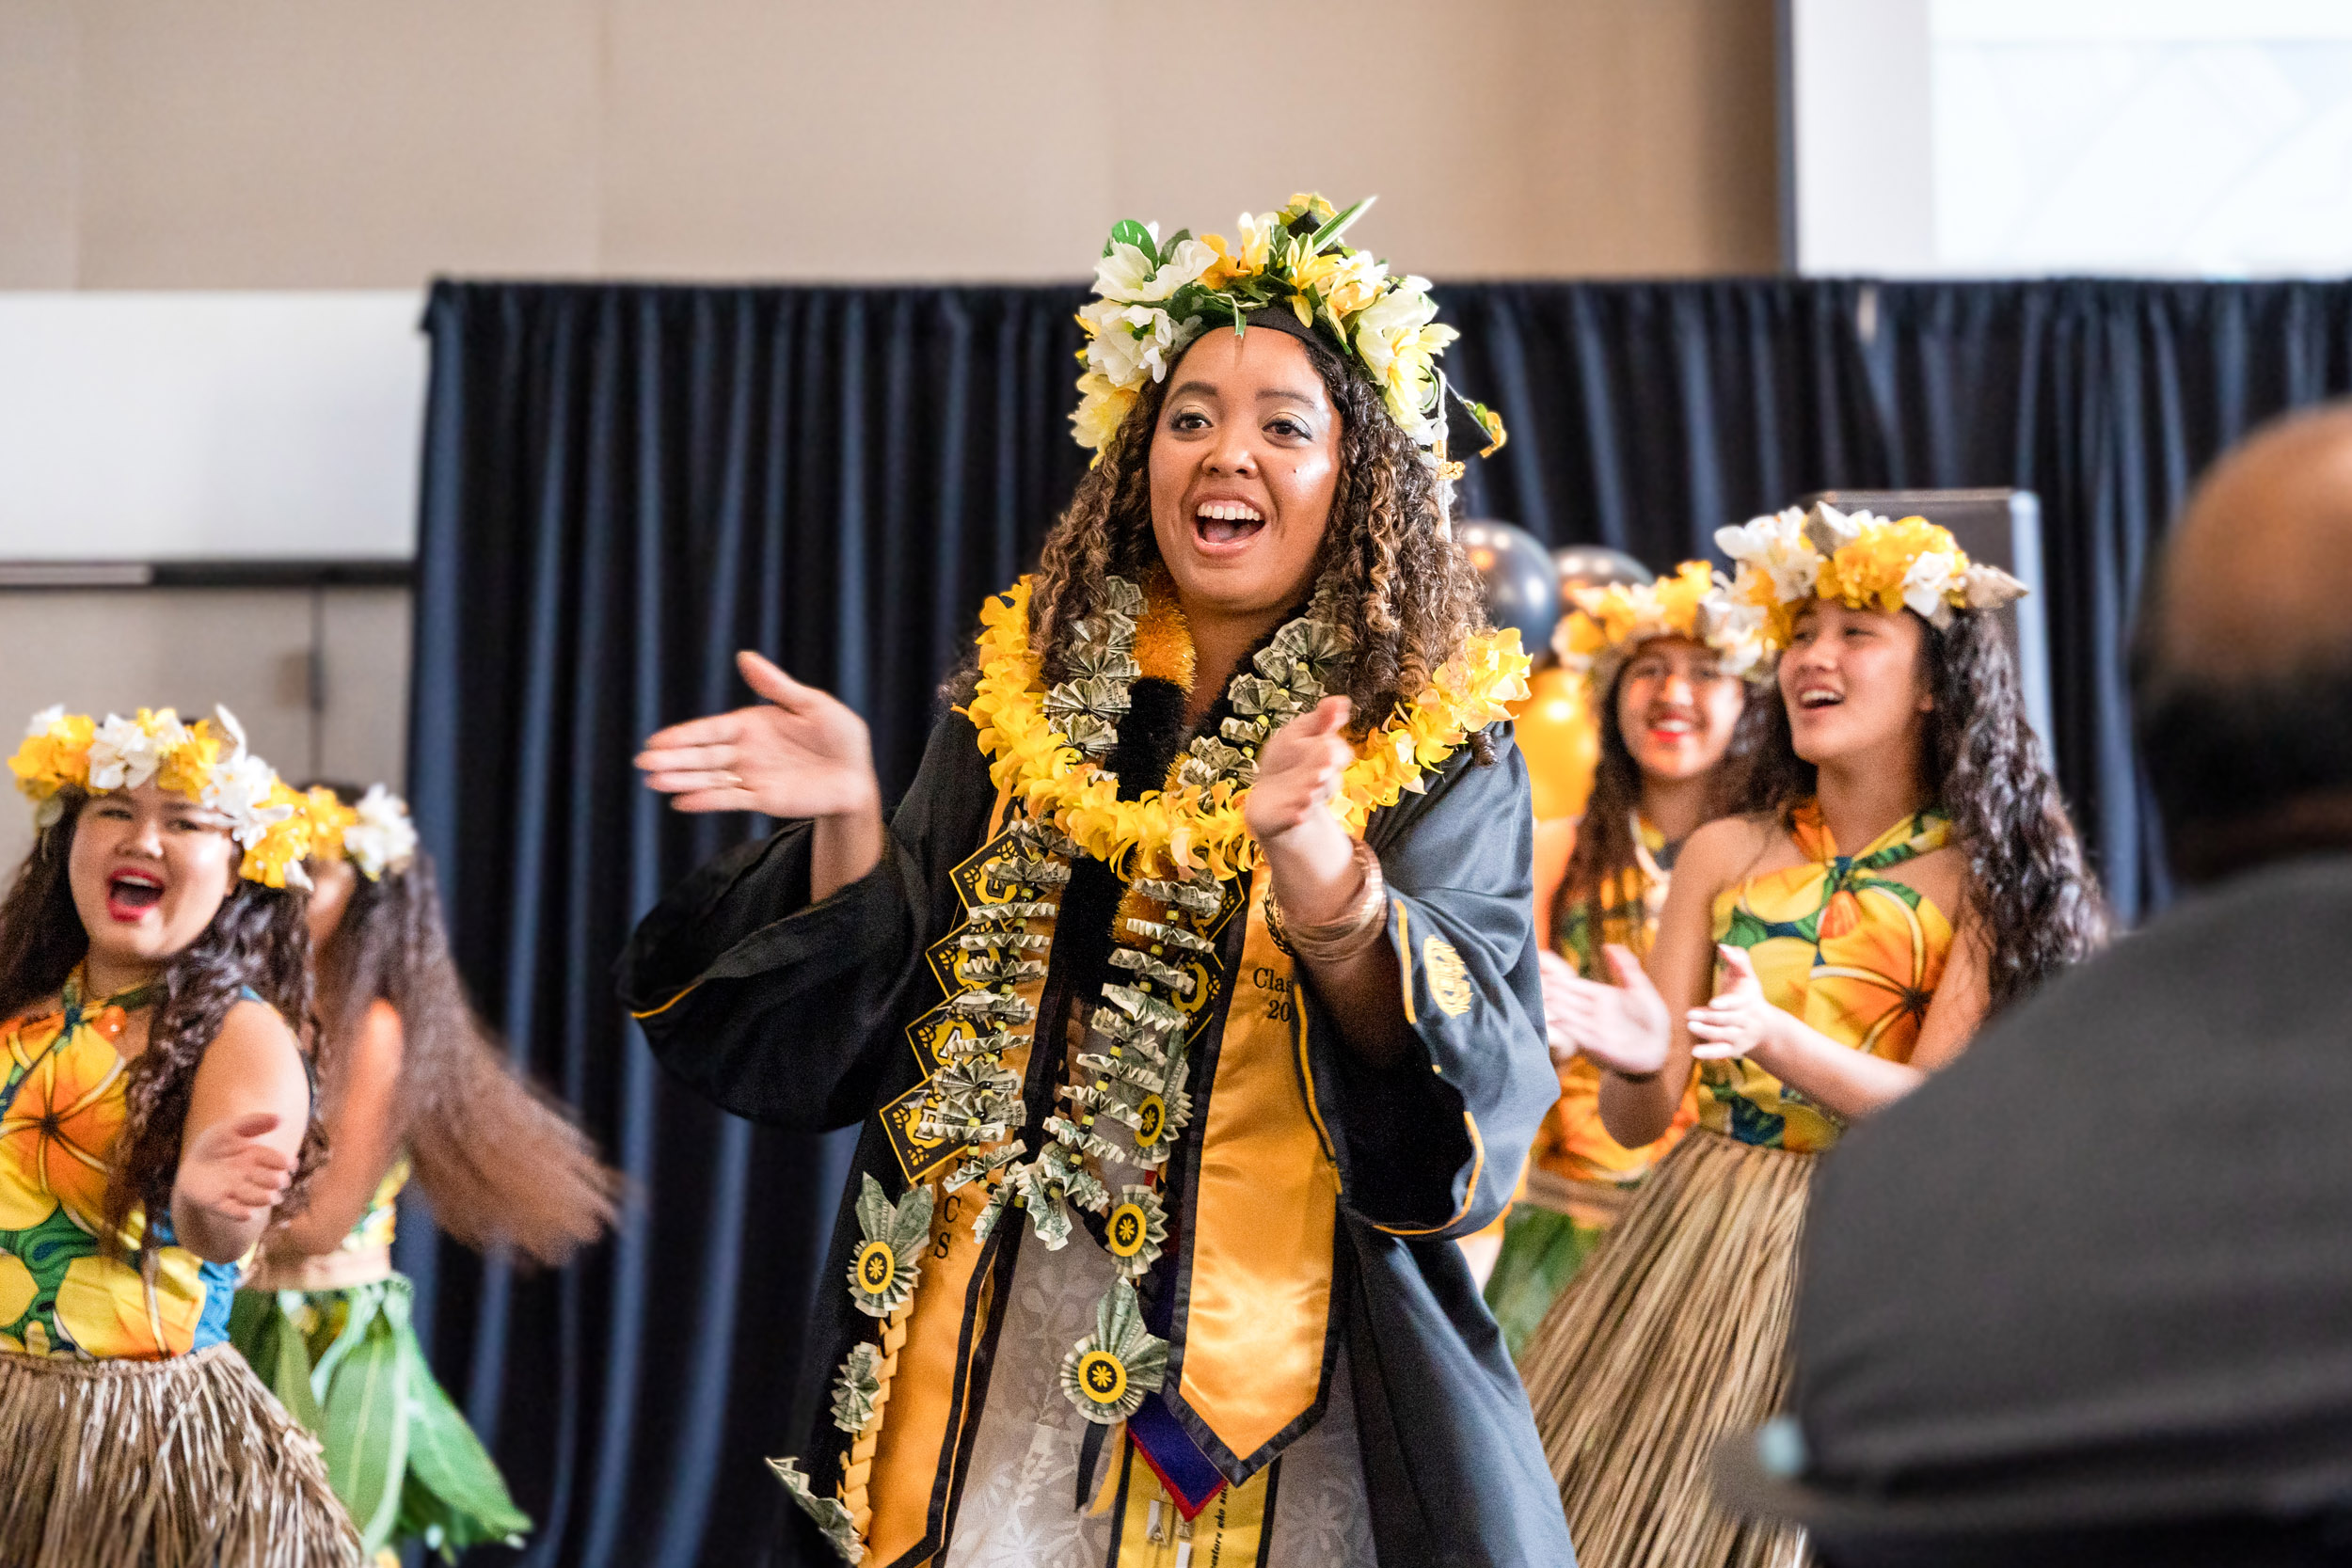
229 1274 529 1562
1516 1127 1815 1568
0 1340 359 1567
1482 1167 1629 1360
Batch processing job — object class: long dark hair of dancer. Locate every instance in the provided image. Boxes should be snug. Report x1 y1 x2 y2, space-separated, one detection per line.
1556 659 1763 953
0 786 324 1259
1737 610 2107 1010
304 783 616 1263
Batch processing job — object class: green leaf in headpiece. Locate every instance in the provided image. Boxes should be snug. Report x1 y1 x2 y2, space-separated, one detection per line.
1305 196 1374 257
1108 219 1158 267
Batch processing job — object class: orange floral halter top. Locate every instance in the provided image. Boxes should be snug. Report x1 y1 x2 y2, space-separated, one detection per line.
1703 802 1955 1153
0 969 243 1358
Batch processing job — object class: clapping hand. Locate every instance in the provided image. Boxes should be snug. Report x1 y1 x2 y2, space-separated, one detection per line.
1547 944 1673 1078
1243 697 1353 849
175 1112 295 1228
636 651 880 820
1686 944 1786 1064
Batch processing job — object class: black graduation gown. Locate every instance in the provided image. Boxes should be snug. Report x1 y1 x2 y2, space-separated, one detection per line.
617 706 1575 1567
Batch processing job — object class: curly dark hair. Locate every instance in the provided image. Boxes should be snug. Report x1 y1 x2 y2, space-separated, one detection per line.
305 784 617 1263
1022 318 1494 756
1737 610 2107 1012
0 787 324 1260
1556 660 1760 953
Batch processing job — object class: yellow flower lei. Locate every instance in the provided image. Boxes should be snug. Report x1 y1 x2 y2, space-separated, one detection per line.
961 578 1531 882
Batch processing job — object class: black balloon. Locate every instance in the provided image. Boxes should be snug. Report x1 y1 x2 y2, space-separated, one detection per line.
1552 544 1652 603
1457 519 1560 654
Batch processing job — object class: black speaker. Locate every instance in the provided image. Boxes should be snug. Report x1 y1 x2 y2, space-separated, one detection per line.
1801 488 2056 768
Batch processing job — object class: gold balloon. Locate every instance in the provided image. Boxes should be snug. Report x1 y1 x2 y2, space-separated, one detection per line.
1510 665 1599 821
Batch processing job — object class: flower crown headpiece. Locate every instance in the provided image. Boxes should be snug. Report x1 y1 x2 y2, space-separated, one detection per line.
1072 193 1505 467
8 705 313 889
298 783 419 881
1712 502 2028 650
1554 560 1771 691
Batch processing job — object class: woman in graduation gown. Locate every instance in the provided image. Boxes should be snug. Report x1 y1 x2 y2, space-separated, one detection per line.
617 195 1573 1568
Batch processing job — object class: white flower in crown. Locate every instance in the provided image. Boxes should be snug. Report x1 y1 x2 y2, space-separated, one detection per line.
194 705 285 848
24 705 64 739
204 753 284 847
1716 507 1820 607
1699 587 1772 679
1352 280 1457 443
1079 300 1191 389
1092 230 1219 305
87 709 189 792
1899 548 1963 620
342 784 419 879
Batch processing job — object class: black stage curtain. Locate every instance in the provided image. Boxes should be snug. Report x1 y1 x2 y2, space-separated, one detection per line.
407 277 2352 1566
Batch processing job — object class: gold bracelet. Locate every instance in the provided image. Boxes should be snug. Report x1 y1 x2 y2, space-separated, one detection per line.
1264 839 1388 965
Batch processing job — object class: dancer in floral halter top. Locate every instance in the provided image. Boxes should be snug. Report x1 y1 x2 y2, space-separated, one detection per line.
0 705 358 1566
1522 506 2106 1568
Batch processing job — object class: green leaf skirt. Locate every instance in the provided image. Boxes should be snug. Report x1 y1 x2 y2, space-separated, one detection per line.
1483 1203 1613 1362
228 1274 532 1562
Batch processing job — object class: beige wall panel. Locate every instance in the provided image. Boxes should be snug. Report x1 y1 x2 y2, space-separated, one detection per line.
72 0 603 288
1106 0 1541 277
315 587 410 794
0 588 317 877
0 0 80 287
1528 0 1780 276
12 0 1779 291
602 0 1110 280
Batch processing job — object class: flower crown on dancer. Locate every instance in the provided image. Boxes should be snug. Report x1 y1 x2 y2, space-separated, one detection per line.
11 705 312 885
1555 559 1772 694
296 781 420 881
0 704 358 1563
1072 193 1504 493
1710 502 2028 652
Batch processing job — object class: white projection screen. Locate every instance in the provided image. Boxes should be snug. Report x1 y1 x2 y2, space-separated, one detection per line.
1788 0 2352 277
0 293 426 562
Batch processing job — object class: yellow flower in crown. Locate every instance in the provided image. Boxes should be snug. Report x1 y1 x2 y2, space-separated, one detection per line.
1554 560 1770 694
1200 211 1276 288
4 705 312 887
1712 502 2027 654
301 782 420 880
7 708 93 809
1069 193 1504 463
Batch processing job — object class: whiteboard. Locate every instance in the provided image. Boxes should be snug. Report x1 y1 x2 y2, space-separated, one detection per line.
0 292 425 561
1790 0 2352 277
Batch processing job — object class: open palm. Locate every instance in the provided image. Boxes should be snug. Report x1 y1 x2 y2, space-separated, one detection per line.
636 651 880 819
1549 944 1673 1078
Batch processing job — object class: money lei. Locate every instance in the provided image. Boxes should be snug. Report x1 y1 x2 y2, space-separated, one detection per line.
779 577 1347 1559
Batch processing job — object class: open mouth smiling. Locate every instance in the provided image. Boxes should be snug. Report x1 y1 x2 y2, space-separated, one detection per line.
105 868 165 922
1193 499 1265 549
